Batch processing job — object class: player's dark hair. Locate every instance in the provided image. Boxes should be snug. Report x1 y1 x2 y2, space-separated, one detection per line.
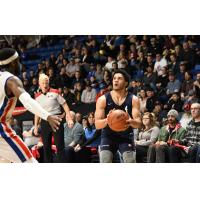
112 69 130 87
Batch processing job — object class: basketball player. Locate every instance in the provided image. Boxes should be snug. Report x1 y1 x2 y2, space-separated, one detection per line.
0 48 62 163
95 69 142 163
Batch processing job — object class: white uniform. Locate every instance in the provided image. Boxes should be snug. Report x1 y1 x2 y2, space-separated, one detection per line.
0 71 36 163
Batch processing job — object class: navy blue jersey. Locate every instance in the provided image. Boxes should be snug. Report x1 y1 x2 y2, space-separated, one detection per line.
101 92 135 141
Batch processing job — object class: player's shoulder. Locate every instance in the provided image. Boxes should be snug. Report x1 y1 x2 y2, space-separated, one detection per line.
131 94 139 102
97 94 106 105
0 71 14 78
49 88 60 95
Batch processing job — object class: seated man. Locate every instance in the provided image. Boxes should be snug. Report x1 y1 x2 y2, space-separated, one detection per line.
147 109 186 163
64 111 91 162
180 102 200 162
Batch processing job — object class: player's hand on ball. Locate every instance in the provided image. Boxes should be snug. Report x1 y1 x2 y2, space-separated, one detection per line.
47 115 62 132
125 117 132 129
107 108 115 119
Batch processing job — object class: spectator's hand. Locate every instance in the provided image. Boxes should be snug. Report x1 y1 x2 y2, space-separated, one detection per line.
37 141 43 148
171 139 179 144
47 115 62 132
74 144 81 152
135 141 141 145
160 141 167 145
155 141 160 145
23 130 32 138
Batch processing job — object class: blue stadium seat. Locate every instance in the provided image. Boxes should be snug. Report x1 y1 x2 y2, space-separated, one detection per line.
195 64 200 70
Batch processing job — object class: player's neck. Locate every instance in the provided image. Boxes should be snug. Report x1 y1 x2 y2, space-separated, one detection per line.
112 89 127 99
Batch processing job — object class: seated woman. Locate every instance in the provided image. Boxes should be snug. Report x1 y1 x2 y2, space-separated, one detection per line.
84 112 100 147
135 112 160 162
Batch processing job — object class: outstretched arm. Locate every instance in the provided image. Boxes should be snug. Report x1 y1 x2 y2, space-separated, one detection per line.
6 76 61 132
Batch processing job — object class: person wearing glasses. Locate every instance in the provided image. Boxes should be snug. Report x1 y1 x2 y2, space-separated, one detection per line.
180 102 200 162
135 112 160 162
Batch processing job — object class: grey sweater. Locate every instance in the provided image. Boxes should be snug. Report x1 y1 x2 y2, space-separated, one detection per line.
64 122 84 146
137 126 160 146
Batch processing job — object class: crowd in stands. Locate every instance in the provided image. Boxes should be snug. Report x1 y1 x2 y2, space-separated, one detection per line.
1 35 200 163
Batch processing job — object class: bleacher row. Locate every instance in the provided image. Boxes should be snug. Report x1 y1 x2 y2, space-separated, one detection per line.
21 36 105 73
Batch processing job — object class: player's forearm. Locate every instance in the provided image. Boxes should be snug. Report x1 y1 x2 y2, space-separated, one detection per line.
34 115 40 127
95 118 108 129
19 92 50 121
62 102 72 121
129 118 142 129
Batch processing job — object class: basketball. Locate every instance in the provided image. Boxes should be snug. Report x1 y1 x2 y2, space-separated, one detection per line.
107 109 129 132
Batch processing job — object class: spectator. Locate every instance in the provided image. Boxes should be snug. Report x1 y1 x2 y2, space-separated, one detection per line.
64 111 84 148
143 66 157 90
71 70 85 89
105 56 116 71
89 76 99 90
75 112 82 124
74 82 83 105
128 79 140 96
56 66 70 88
95 63 103 82
146 87 158 112
64 111 91 162
49 53 56 69
153 101 167 127
147 109 186 163
154 52 168 76
81 84 97 104
102 69 112 88
165 92 184 112
180 103 192 129
136 112 160 162
193 72 200 99
87 64 96 80
62 87 76 109
180 71 194 100
29 77 39 98
180 102 200 162
176 61 187 82
139 89 147 113
84 112 100 147
169 54 179 74
166 72 181 96
135 51 146 75
182 41 195 69
65 57 80 78
47 68 58 89
55 53 64 70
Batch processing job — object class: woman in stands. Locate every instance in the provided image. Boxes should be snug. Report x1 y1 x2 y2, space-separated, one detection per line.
135 112 160 162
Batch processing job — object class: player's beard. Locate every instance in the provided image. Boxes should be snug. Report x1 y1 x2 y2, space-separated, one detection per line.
7 60 21 76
